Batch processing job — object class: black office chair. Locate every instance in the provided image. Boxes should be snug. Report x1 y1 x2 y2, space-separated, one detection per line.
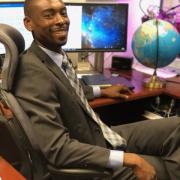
0 23 112 180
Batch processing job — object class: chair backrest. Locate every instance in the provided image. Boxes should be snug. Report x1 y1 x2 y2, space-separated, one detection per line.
0 23 48 180
0 23 25 91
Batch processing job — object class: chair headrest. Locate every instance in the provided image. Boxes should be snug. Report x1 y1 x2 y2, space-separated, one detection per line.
0 23 25 91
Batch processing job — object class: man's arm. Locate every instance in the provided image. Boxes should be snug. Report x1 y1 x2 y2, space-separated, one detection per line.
100 85 133 99
124 153 156 180
80 79 132 100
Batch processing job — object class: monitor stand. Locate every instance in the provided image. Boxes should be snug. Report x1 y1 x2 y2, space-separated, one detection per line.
77 52 105 74
77 52 94 72
94 52 104 73
67 52 104 74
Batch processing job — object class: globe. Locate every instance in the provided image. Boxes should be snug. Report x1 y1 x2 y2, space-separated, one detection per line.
131 19 180 69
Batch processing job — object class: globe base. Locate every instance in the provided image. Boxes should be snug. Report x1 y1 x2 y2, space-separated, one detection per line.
144 75 166 89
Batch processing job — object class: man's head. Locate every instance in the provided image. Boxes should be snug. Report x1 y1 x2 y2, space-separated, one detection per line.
24 0 70 52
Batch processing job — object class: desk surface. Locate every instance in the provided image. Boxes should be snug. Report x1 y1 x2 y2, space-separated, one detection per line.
89 69 180 108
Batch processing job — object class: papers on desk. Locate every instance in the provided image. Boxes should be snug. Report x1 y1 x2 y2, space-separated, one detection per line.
81 74 134 89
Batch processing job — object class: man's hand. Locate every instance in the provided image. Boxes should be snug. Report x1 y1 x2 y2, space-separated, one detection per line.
100 85 133 99
124 153 157 180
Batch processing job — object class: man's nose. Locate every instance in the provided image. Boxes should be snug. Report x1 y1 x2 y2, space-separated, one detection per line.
55 13 66 23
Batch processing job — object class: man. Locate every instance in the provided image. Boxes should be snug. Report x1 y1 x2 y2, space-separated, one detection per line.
13 0 180 179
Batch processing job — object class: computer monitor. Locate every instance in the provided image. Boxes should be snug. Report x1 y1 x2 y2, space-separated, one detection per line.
0 2 128 54
0 1 28 54
64 3 128 52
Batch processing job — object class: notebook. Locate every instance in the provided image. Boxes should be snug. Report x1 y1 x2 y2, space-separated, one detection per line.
81 74 134 89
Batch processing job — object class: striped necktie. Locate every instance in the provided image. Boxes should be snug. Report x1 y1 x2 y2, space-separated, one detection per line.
62 56 127 149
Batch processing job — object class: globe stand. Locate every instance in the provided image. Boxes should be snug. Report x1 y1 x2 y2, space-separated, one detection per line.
144 69 166 89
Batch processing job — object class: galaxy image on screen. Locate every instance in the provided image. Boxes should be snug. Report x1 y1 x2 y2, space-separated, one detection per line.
81 4 128 51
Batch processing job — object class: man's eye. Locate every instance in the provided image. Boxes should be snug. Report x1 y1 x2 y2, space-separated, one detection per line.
61 10 68 16
44 13 54 18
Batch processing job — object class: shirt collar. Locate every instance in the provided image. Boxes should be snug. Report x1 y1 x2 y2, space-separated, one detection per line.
39 46 67 68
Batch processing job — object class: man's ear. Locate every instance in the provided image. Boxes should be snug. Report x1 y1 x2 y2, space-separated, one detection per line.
24 16 33 32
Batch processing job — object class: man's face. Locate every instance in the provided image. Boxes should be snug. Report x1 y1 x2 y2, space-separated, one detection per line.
24 0 70 51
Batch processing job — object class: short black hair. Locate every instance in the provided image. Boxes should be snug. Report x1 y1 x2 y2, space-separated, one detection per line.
24 0 65 17
24 0 34 17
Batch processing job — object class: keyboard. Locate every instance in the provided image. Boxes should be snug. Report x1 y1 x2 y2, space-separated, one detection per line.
81 74 134 89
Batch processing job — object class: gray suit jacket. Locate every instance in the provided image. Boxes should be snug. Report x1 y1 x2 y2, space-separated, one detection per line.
13 42 110 169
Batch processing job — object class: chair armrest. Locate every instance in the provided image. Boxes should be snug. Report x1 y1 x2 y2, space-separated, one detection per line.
47 164 112 178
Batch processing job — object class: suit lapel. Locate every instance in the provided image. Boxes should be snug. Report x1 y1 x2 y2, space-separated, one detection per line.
29 42 90 113
30 42 71 88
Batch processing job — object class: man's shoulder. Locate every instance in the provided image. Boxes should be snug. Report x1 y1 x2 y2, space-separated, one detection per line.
20 42 43 60
17 49 46 76
18 50 35 67
20 48 36 60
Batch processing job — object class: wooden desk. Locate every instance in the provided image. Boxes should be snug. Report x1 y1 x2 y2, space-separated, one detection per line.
89 69 179 125
89 69 180 108
164 76 180 99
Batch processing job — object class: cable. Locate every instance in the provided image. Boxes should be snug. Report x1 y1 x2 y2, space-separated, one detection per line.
139 0 147 16
151 96 177 118
155 96 160 109
167 99 175 117
80 52 94 61
150 96 163 114
167 4 180 13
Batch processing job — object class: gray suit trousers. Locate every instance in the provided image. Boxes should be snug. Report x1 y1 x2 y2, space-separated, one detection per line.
111 116 180 180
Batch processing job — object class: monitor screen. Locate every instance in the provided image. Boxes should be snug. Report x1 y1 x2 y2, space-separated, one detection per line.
64 3 128 52
0 2 128 54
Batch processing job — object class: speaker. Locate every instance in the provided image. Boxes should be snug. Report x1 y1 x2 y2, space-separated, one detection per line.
111 56 133 70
